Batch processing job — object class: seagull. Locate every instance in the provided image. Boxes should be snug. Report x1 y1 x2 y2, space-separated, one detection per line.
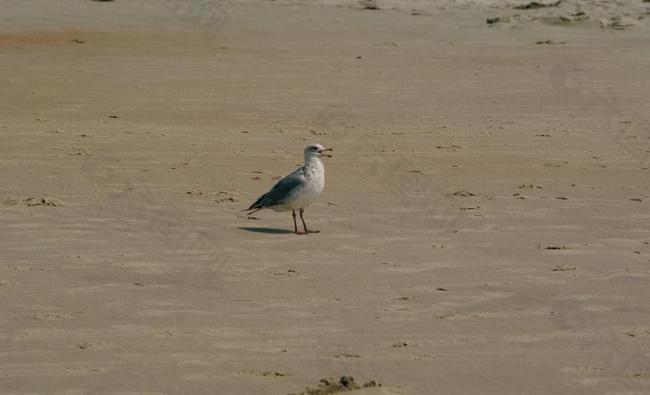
245 143 333 234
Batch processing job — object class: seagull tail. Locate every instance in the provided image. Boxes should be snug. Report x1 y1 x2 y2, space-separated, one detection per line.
243 193 266 214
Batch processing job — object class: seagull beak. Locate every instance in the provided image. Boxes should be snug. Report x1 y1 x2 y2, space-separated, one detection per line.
319 148 333 158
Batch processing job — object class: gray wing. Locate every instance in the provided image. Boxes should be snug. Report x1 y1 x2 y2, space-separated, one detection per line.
246 167 305 211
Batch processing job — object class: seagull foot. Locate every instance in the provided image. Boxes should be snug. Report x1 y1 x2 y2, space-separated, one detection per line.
294 229 319 235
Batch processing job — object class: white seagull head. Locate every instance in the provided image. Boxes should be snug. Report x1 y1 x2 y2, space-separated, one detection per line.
304 143 333 159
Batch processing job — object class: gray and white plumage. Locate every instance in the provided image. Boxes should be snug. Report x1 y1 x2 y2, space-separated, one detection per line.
245 143 332 234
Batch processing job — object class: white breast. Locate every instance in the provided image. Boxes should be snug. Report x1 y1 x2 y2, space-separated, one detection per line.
285 158 325 210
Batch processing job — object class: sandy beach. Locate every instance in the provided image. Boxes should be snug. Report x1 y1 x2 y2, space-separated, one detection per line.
1 0 649 393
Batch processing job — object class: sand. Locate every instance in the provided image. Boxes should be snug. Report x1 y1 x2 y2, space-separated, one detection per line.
1 0 649 394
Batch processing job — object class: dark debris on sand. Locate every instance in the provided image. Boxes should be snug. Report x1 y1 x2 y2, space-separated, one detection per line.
3 197 62 207
514 0 562 10
486 16 510 24
358 0 380 10
290 376 380 395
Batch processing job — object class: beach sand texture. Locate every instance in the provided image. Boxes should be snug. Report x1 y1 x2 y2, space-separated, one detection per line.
1 1 649 394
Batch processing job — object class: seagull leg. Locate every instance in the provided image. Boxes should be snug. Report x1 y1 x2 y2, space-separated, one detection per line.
292 210 301 234
300 208 319 234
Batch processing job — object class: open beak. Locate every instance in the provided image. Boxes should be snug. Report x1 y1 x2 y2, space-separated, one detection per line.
319 148 333 158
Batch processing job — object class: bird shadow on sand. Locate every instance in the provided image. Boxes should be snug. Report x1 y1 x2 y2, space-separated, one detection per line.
238 227 294 234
